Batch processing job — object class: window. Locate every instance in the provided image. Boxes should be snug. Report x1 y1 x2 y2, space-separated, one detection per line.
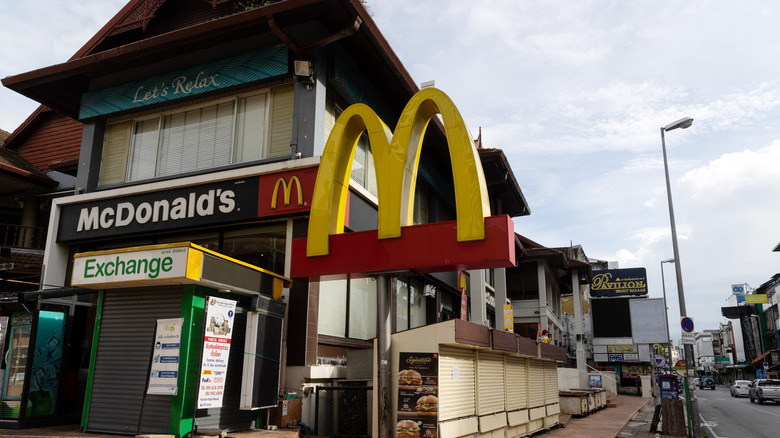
317 276 377 340
396 277 426 332
507 262 539 300
100 85 294 186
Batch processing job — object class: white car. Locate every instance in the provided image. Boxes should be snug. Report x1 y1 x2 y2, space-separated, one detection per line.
730 380 751 397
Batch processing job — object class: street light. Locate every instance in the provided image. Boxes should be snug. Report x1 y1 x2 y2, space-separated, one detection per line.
661 258 675 371
660 117 700 438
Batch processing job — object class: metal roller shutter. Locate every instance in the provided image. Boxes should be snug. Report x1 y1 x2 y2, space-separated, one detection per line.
543 360 558 404
87 287 182 435
439 346 476 422
505 356 527 410
195 306 259 431
476 351 505 415
527 359 545 408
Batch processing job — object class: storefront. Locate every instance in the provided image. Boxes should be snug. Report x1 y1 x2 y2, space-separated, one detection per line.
0 288 96 428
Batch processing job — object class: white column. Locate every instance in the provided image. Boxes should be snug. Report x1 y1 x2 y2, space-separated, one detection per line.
537 262 548 332
572 271 587 387
470 269 488 326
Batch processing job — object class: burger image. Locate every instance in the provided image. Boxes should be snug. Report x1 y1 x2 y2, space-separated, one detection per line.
398 369 423 390
396 420 420 438
416 394 438 416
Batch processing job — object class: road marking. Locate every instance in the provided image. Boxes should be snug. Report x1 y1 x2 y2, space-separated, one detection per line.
700 414 721 438
738 401 780 418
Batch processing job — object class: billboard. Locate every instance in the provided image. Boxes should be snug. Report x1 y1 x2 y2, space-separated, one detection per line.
591 268 648 297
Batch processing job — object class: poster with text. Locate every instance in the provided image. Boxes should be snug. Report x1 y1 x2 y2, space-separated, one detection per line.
147 318 183 395
397 352 438 438
197 297 237 409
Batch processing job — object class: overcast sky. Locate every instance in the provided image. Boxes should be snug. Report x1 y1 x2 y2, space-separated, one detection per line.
2 1 780 340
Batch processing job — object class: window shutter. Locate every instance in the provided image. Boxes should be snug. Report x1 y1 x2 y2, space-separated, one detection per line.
100 121 132 186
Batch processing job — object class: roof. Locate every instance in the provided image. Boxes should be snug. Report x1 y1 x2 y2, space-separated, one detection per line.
0 146 57 192
2 0 417 121
478 147 530 218
514 234 593 285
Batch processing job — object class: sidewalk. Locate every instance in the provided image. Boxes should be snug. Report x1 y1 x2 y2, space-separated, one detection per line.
542 395 674 438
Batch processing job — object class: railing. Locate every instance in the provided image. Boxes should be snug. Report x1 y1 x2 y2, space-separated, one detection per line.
0 224 47 250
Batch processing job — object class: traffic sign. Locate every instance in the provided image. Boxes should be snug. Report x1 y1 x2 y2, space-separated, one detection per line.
682 331 695 345
681 316 694 333
653 355 667 367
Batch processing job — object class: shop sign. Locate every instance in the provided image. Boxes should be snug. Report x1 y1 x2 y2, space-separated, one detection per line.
503 304 514 333
197 297 237 409
591 268 648 297
608 353 623 362
397 352 438 438
79 45 288 119
292 87 515 278
607 345 638 354
58 167 317 243
745 294 768 304
72 245 191 286
147 318 183 395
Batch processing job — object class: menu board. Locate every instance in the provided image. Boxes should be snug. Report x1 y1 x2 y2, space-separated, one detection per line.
397 352 438 438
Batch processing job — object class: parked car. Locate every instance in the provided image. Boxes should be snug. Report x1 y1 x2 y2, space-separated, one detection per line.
730 380 751 397
699 375 716 390
748 379 780 404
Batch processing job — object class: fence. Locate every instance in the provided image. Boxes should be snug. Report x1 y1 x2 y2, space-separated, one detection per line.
0 224 47 250
315 385 372 437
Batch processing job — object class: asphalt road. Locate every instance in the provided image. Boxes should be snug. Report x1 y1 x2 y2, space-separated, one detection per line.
695 384 780 438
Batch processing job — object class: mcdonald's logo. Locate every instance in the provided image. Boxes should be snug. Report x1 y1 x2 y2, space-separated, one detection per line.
291 88 515 278
271 176 303 209
256 167 318 218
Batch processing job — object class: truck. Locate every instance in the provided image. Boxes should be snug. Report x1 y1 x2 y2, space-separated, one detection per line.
698 374 715 390
748 379 780 404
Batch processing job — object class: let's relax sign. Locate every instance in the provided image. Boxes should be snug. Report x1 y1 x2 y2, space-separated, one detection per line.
79 45 288 119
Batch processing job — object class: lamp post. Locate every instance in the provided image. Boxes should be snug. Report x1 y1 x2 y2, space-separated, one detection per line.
661 258 675 371
661 117 700 438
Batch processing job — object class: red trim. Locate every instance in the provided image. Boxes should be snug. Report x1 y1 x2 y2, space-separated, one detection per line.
290 215 515 278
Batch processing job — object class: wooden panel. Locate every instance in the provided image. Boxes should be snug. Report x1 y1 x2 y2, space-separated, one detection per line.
14 112 82 172
518 334 537 357
439 346 476 422
454 318 491 348
268 84 294 158
527 359 545 408
540 342 567 361
505 356 527 410
476 351 505 415
491 329 517 352
543 360 559 404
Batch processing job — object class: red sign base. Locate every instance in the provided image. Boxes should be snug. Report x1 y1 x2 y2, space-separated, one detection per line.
291 215 515 279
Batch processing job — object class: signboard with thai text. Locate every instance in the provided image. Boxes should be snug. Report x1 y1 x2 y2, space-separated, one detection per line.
72 245 191 287
591 268 648 297
147 318 183 395
197 297 237 409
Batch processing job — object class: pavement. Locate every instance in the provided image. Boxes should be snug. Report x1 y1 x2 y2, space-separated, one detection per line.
542 395 680 438
0 396 677 438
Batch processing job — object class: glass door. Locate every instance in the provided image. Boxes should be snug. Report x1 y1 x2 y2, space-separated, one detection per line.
2 316 31 419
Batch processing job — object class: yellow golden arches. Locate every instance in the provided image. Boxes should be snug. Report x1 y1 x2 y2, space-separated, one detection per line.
271 175 304 208
307 88 490 257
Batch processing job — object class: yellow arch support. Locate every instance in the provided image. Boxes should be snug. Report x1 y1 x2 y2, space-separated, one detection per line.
307 88 490 257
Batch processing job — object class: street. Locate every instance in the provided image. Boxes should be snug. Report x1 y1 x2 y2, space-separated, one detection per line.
695 384 780 437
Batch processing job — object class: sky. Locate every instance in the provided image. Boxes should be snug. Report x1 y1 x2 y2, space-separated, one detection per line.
2 1 780 340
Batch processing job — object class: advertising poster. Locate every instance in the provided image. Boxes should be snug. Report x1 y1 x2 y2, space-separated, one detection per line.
197 297 237 409
397 352 438 438
147 318 183 395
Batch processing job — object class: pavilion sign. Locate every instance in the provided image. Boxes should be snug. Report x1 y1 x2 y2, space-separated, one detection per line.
591 267 648 297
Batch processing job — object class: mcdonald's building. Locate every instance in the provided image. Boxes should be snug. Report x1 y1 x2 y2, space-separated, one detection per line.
1 0 582 436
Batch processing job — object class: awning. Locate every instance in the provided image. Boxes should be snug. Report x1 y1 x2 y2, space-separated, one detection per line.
752 349 778 364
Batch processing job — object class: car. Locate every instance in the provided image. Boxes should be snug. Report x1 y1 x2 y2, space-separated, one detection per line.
749 379 780 404
730 380 751 397
699 375 716 390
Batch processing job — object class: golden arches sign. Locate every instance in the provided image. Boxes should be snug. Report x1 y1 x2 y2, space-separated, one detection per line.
307 87 490 257
271 176 304 209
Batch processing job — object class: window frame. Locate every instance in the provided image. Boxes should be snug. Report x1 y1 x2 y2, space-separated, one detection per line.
100 88 273 186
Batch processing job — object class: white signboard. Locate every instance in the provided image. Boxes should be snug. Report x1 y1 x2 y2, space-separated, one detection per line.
681 331 695 345
72 246 190 286
197 297 237 409
147 318 183 395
